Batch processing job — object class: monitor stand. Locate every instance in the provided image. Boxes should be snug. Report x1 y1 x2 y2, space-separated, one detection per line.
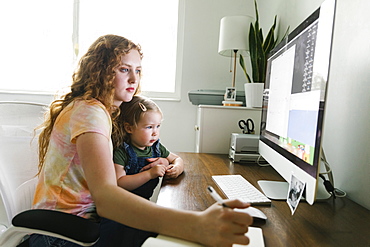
258 148 333 201
257 180 289 200
257 180 331 201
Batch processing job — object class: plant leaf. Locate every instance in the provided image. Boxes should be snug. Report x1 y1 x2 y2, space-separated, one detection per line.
254 0 259 24
238 0 290 84
239 54 252 83
263 16 277 54
249 24 260 82
278 26 290 45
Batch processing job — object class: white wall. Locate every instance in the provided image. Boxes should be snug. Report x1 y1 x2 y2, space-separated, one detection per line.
320 0 370 209
1 0 369 209
154 0 259 153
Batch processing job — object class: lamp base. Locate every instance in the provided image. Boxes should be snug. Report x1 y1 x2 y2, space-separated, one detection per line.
222 100 243 107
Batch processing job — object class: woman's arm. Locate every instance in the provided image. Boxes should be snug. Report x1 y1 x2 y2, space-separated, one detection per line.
77 132 252 246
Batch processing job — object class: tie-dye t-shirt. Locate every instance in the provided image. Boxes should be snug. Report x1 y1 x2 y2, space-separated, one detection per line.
32 99 112 219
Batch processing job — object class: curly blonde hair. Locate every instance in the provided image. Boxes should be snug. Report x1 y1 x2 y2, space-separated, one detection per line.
37 34 142 174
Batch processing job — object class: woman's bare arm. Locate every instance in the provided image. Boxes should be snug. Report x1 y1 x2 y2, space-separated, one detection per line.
77 132 252 246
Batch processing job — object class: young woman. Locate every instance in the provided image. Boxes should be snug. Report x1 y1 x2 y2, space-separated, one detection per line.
30 34 252 247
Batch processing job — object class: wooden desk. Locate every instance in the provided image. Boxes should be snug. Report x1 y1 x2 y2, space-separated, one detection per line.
157 153 370 247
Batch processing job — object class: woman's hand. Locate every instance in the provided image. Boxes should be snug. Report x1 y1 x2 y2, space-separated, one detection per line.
141 157 169 172
195 199 253 247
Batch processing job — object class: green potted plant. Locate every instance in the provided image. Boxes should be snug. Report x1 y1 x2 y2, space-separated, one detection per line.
240 0 289 107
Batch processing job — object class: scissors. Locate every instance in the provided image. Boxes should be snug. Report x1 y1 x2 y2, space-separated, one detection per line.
238 118 255 134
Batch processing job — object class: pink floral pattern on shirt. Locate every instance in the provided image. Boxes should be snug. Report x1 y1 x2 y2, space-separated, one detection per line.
33 99 112 218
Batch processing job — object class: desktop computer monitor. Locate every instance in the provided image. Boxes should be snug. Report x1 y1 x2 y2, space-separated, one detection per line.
258 0 336 205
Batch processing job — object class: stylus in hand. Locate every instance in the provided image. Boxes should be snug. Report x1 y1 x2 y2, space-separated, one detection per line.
207 186 231 208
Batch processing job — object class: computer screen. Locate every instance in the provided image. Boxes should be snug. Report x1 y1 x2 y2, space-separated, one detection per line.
258 0 336 205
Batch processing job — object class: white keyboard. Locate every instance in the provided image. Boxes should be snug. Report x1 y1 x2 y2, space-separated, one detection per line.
212 175 271 205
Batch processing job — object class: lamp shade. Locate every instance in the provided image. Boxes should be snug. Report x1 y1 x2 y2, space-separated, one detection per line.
218 15 253 57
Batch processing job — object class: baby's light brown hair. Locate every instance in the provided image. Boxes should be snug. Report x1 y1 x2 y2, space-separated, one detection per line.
118 95 163 144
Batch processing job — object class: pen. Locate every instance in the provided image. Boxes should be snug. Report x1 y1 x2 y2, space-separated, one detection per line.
207 186 230 208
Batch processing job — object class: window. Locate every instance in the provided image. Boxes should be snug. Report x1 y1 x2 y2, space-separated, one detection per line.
0 1 73 93
0 0 181 99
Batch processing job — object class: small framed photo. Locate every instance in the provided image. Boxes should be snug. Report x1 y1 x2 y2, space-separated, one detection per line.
287 173 305 215
224 87 236 101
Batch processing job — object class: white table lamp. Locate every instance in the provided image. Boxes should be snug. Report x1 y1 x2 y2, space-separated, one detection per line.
218 15 252 89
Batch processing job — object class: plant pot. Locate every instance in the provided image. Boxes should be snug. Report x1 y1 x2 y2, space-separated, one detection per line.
244 83 264 108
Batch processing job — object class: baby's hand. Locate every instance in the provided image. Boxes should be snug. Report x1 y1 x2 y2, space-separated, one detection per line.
149 165 166 179
164 164 183 179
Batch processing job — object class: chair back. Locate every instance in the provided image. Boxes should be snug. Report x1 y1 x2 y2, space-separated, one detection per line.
0 102 47 227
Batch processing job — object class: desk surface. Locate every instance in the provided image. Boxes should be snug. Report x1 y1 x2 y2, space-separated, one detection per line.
157 153 370 247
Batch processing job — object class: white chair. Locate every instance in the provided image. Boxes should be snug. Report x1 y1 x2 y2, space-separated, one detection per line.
0 102 99 246
0 101 45 227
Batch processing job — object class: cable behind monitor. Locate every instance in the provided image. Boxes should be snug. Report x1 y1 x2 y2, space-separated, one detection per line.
319 149 346 198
